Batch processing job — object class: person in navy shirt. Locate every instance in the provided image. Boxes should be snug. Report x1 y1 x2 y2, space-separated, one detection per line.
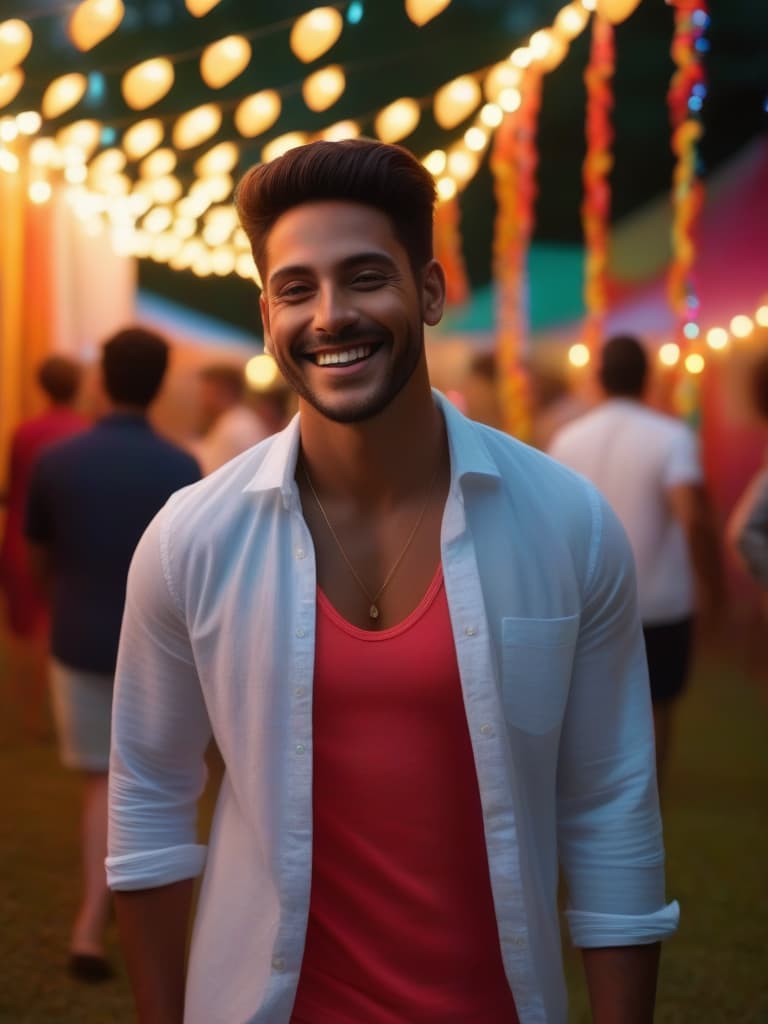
25 326 200 982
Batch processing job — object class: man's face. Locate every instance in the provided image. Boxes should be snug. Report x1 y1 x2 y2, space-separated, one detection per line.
259 200 443 424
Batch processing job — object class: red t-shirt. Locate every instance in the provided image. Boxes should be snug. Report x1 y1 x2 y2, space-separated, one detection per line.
291 567 519 1023
0 407 88 634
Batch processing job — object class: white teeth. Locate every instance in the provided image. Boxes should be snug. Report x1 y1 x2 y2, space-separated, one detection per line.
316 345 372 367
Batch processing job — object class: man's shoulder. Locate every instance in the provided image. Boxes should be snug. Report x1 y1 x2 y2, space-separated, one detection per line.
155 431 280 539
143 430 201 472
33 422 99 469
465 416 600 510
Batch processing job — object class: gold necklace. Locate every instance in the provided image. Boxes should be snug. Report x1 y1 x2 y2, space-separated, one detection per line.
300 454 442 621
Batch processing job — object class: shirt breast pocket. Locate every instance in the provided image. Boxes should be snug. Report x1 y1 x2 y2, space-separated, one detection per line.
501 615 580 735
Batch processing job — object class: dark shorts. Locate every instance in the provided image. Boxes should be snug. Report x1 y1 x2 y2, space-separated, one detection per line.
642 617 694 703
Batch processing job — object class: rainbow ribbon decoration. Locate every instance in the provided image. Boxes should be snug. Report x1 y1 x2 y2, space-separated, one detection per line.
581 15 615 357
490 72 542 441
667 0 709 349
433 195 469 308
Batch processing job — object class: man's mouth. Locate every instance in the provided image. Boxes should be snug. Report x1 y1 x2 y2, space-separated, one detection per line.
307 343 380 367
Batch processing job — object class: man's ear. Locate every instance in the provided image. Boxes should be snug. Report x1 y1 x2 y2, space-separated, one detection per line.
259 293 273 355
421 259 446 328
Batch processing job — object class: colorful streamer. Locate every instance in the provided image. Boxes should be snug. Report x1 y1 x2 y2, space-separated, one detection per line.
490 72 542 441
581 15 615 356
433 195 469 308
666 0 708 347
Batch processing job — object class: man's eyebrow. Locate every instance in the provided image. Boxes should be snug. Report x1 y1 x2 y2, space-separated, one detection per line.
268 251 398 288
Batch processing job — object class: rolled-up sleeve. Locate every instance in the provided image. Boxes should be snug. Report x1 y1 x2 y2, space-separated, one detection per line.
106 503 212 891
558 490 680 946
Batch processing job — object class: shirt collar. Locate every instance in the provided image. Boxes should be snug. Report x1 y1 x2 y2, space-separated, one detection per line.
241 389 501 504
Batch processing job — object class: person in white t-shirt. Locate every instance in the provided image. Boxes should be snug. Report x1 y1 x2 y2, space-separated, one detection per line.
549 334 723 788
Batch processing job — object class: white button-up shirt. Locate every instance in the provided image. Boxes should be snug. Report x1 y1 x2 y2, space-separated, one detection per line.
107 392 679 1024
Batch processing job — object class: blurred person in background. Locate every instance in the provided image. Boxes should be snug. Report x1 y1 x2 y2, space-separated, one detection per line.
191 361 286 474
549 334 724 790
726 350 768 593
529 362 590 451
25 327 200 982
0 355 88 739
459 351 503 429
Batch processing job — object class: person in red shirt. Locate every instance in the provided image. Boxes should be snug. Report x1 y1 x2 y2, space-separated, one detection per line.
0 355 88 737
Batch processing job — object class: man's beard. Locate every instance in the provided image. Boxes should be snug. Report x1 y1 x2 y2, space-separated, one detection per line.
277 325 424 424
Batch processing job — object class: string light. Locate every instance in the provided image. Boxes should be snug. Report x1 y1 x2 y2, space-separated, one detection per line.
200 35 251 90
0 117 18 142
16 110 41 135
659 342 681 367
28 179 52 204
480 103 503 127
0 67 24 107
0 19 33 75
706 327 728 350
684 352 705 374
568 343 590 367
68 0 124 52
405 0 452 27
0 147 19 173
730 314 754 338
245 353 279 389
8 0 595 282
290 7 343 63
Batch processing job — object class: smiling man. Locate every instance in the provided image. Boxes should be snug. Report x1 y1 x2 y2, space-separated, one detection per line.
107 139 678 1024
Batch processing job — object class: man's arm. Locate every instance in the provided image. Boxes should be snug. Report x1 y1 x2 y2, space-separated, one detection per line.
558 493 678 1020
582 944 661 1024
667 481 725 618
107 508 211 1019
114 880 194 1024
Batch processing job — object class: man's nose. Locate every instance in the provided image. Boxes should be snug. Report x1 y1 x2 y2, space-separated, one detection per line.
312 283 359 336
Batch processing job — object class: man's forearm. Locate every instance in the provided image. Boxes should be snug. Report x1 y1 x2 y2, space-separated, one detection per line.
114 878 195 1024
582 943 661 1024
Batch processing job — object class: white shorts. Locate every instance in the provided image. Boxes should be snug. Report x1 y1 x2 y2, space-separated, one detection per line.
49 658 113 772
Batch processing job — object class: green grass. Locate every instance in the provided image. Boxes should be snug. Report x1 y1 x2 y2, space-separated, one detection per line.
0 634 766 1022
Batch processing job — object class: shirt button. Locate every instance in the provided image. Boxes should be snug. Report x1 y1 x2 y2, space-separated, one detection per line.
295 547 306 560
465 625 477 636
271 956 285 971
479 723 494 737
295 627 305 638
295 743 305 754
294 687 306 698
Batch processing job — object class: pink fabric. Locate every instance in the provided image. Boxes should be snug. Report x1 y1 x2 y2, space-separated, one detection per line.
0 408 88 634
291 567 518 1023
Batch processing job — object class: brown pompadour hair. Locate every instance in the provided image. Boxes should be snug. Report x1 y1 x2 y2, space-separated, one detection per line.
235 138 437 281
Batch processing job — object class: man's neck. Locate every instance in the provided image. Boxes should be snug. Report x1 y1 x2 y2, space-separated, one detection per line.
298 361 446 508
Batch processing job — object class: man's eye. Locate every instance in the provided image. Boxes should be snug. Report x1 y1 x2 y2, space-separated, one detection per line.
352 272 386 288
279 283 312 299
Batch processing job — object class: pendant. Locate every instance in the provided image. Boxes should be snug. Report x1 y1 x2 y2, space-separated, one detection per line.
369 604 380 620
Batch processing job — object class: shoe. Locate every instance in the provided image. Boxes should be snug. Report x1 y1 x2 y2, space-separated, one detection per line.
67 953 114 982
